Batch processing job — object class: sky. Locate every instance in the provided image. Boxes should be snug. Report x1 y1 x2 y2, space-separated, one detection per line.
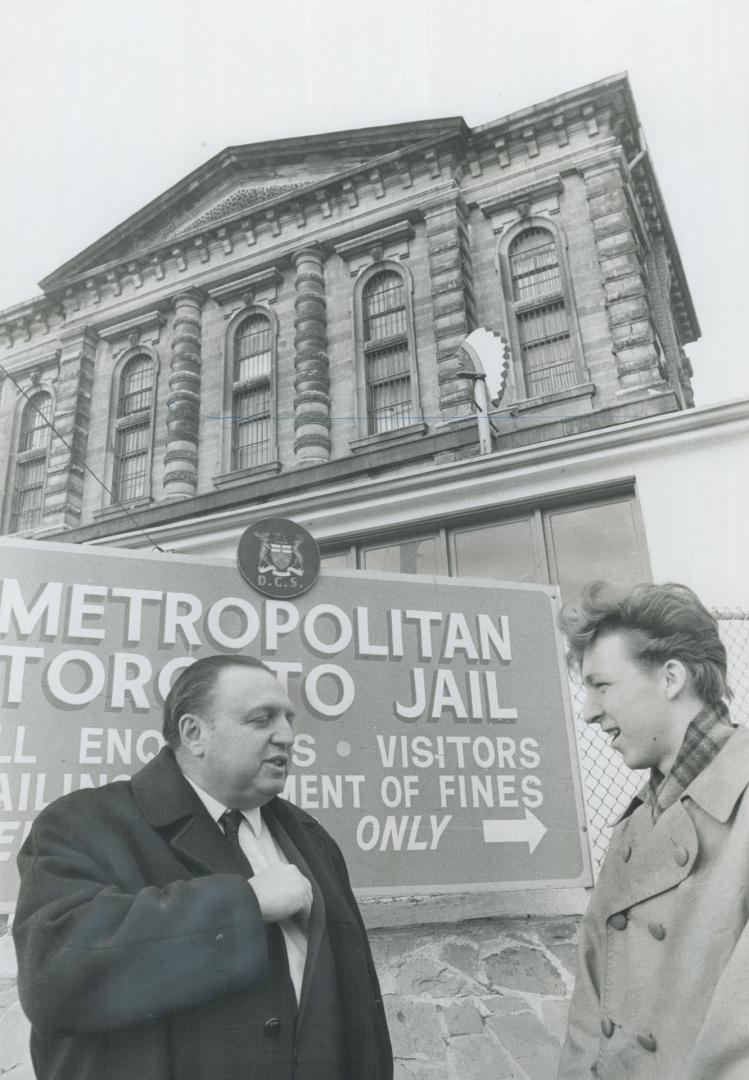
0 0 747 407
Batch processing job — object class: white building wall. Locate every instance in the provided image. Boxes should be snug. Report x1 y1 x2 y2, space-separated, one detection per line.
137 398 748 611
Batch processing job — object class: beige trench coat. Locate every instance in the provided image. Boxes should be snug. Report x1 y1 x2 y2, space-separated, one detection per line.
558 724 749 1080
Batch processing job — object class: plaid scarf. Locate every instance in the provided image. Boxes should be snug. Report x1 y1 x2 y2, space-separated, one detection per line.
648 701 735 821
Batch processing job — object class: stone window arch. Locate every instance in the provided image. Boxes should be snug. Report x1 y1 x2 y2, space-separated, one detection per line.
227 308 277 472
499 219 586 400
354 262 420 436
6 389 54 532
111 351 157 504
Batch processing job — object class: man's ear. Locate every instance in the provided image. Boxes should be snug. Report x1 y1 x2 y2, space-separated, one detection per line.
178 713 206 758
663 658 689 700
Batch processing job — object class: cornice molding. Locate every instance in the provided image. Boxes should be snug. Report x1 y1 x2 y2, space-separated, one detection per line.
334 220 415 261
477 174 563 223
97 308 167 342
0 348 61 383
420 184 467 218
39 129 469 301
58 324 99 350
206 267 283 305
11 73 697 348
0 296 65 348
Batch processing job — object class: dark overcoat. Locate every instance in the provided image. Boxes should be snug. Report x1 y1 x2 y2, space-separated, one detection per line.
13 747 393 1080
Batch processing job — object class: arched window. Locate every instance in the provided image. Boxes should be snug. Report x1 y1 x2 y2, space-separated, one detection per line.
362 270 413 434
506 226 579 398
113 353 155 503
230 313 273 470
9 392 53 532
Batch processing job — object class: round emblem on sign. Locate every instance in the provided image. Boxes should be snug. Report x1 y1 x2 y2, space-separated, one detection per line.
237 517 320 599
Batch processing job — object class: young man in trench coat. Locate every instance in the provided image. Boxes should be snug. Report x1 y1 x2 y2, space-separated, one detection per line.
13 654 393 1080
557 581 749 1080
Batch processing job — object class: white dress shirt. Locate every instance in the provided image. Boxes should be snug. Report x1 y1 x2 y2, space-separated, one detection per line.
184 776 308 1004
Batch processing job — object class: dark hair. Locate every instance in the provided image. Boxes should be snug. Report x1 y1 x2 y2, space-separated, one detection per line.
558 581 730 706
163 654 272 750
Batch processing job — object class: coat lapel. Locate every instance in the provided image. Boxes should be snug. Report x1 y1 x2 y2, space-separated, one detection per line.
131 747 240 877
600 725 749 918
169 812 243 878
263 804 326 1026
265 797 357 926
686 724 749 821
601 802 698 918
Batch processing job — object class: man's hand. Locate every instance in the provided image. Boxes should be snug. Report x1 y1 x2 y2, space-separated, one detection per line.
248 864 312 923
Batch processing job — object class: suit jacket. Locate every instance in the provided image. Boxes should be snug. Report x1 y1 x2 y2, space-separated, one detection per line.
13 747 393 1080
557 724 749 1080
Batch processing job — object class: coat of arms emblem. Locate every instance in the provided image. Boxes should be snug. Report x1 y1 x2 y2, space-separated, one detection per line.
256 532 304 578
237 517 320 598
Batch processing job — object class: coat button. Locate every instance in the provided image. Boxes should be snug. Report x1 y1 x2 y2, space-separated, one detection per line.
648 922 666 941
673 844 689 866
637 1033 657 1053
621 844 632 862
601 1017 615 1038
215 932 224 943
610 912 628 930
264 1017 281 1037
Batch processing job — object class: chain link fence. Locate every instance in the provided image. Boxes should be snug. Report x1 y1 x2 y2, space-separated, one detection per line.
572 611 749 872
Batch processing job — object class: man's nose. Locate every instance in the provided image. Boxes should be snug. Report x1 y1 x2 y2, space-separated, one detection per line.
581 693 603 726
270 716 295 745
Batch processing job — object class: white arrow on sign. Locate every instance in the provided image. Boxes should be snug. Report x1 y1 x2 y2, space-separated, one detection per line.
482 810 547 854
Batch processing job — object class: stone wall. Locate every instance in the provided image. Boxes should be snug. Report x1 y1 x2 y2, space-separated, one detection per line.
372 916 576 1080
0 921 32 1080
0 912 579 1079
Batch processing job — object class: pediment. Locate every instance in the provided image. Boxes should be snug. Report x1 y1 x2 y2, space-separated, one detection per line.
156 181 308 242
39 117 466 293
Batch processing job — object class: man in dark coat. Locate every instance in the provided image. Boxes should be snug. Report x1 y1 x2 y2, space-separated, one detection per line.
13 654 393 1080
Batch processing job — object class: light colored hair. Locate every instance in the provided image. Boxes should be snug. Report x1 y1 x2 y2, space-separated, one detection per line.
559 581 730 706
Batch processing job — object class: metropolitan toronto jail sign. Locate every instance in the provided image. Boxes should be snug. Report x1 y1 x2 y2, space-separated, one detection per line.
0 538 592 904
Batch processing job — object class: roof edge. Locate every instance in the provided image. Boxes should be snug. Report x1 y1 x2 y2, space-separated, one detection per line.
38 117 467 292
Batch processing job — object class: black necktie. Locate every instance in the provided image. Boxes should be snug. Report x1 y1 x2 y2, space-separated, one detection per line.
220 809 254 877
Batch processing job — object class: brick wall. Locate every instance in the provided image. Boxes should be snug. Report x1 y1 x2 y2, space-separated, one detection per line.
0 912 578 1079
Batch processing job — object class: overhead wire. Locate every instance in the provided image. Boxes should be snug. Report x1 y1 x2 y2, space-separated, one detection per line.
2 361 590 555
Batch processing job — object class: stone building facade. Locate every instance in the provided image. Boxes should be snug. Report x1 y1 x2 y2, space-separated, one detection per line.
0 73 696 593
0 73 717 1080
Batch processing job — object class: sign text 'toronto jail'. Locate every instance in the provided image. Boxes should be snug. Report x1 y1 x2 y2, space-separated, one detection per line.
0 540 593 896
0 579 518 723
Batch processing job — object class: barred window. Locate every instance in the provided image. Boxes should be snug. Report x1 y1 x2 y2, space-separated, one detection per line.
509 228 563 302
9 392 53 532
507 227 578 399
231 313 273 470
113 354 155 504
233 383 271 470
517 302 576 397
362 271 413 434
234 314 272 384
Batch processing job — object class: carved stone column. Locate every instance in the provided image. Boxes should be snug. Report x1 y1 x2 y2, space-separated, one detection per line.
41 326 97 531
583 159 664 392
423 191 477 418
164 289 204 499
292 245 331 464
